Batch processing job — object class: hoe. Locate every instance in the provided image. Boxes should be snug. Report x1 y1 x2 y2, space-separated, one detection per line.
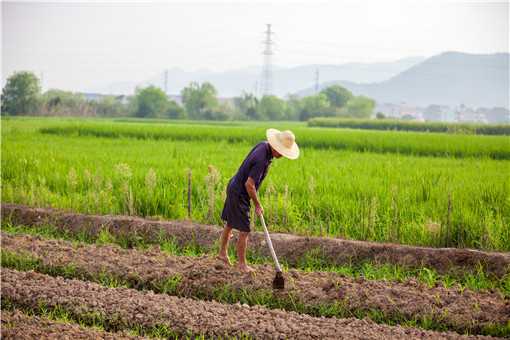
260 214 285 289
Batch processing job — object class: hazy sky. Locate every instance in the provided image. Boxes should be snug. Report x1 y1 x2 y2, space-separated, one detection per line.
2 0 509 92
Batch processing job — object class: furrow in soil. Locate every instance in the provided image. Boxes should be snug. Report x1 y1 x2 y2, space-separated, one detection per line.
1 268 497 340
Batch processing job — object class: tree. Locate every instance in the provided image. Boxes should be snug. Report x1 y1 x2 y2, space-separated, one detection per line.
40 89 93 116
376 112 386 119
1 71 41 115
257 95 287 120
234 92 259 120
320 85 353 108
131 86 169 118
181 82 219 119
285 94 302 121
343 95 375 118
298 93 331 121
166 100 186 119
92 95 126 117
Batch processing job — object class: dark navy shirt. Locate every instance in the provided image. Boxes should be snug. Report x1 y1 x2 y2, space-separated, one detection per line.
228 142 273 199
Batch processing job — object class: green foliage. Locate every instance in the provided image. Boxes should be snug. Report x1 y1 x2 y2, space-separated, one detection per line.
308 117 510 135
181 82 219 120
342 95 375 118
93 96 127 117
130 86 170 118
233 92 259 120
166 99 186 119
376 112 386 119
1 71 41 115
320 85 353 108
40 89 95 116
155 275 183 295
257 95 287 120
298 93 332 121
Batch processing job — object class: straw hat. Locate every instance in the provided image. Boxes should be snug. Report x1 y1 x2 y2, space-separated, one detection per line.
266 128 300 160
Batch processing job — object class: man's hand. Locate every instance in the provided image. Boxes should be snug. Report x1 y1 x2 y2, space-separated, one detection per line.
255 203 264 217
245 177 263 216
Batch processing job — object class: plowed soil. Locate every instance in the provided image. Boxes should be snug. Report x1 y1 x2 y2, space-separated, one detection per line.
3 232 508 334
2 268 496 339
1 310 146 339
3 203 509 277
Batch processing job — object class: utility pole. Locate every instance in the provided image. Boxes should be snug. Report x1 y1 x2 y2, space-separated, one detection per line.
40 71 44 92
261 24 274 97
164 69 169 94
314 68 320 94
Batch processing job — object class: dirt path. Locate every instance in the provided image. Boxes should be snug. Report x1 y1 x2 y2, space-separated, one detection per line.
3 204 509 277
2 232 508 335
2 268 496 340
1 310 146 339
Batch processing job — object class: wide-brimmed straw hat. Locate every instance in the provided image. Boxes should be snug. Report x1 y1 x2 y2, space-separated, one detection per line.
266 128 300 160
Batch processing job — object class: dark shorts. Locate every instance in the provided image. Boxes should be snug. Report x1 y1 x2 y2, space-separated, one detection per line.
221 185 251 232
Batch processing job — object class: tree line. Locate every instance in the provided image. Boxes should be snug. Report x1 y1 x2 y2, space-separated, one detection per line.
1 71 375 120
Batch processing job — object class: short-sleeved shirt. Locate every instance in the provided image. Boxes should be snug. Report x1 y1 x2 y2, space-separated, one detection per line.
228 141 273 199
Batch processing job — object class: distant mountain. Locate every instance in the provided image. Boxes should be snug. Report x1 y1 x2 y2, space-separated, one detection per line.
298 52 510 108
96 57 425 97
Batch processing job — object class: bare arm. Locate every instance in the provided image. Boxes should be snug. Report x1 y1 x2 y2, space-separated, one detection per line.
245 177 263 216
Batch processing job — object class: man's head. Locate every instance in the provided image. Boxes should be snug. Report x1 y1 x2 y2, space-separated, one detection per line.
270 145 283 158
266 128 299 160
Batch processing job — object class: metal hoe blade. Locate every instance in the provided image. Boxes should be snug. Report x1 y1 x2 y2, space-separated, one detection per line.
273 271 285 290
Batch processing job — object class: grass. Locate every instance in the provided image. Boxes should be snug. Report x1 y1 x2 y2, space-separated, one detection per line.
3 222 509 298
308 117 510 135
2 117 510 251
38 119 510 159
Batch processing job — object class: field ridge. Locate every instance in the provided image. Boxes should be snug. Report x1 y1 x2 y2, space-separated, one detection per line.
1 268 497 339
2 231 508 336
3 203 509 277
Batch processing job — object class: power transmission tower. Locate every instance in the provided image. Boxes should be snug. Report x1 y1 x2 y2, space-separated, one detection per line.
314 68 320 93
261 24 274 96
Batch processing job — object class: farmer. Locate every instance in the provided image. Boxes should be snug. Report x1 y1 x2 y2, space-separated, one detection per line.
217 128 299 272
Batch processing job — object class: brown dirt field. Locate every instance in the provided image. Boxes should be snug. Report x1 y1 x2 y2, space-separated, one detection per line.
2 232 508 334
2 268 497 340
1 310 146 339
2 203 509 277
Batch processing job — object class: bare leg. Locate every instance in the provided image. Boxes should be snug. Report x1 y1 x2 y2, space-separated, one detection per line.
217 225 232 265
236 231 254 272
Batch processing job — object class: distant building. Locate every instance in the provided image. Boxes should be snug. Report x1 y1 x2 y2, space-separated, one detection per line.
455 105 488 123
374 103 400 118
423 105 453 122
399 102 424 121
483 107 510 124
81 92 104 102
